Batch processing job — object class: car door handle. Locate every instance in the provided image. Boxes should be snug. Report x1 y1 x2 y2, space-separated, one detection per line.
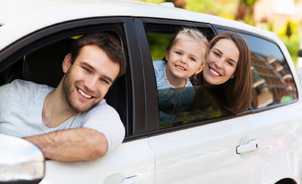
236 139 259 154
121 175 139 184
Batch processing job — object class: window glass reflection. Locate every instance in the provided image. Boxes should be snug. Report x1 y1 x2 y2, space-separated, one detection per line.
217 29 297 109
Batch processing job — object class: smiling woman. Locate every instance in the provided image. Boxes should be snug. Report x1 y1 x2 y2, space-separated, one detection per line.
198 32 253 114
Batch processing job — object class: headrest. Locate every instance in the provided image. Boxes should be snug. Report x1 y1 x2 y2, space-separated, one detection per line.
23 40 71 88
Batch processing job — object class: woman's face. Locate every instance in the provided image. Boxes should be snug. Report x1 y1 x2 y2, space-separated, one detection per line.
203 39 239 85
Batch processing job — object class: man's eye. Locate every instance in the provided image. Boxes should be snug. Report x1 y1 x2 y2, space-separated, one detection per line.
100 78 110 85
83 67 91 73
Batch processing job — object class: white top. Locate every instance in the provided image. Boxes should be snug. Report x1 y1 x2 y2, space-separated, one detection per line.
0 79 125 155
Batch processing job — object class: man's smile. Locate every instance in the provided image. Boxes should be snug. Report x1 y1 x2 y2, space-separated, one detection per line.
77 88 92 99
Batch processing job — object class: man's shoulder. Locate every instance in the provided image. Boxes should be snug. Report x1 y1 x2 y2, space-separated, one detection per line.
11 79 54 91
81 99 120 122
3 79 54 101
89 99 116 113
12 79 43 87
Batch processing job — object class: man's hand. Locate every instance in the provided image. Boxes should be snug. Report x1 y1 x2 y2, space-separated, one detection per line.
24 128 108 162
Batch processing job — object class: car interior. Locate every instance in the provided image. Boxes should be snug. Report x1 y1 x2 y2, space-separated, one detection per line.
0 31 127 126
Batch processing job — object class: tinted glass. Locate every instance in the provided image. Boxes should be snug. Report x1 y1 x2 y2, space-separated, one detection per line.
217 29 297 109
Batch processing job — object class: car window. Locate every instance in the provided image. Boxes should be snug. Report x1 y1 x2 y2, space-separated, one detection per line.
146 26 233 129
0 26 130 133
217 29 297 110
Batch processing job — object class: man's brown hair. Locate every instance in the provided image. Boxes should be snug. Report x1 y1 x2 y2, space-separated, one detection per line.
70 32 126 78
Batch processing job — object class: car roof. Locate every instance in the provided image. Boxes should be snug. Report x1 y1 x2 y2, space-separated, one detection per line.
0 0 279 50
0 0 250 28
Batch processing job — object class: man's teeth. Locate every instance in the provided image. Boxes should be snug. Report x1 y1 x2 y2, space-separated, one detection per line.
177 65 186 71
78 89 92 99
210 68 220 76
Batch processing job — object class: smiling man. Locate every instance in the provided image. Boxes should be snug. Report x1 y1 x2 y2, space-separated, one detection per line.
0 32 126 161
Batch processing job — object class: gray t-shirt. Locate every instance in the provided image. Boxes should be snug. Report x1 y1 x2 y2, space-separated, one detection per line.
0 79 125 155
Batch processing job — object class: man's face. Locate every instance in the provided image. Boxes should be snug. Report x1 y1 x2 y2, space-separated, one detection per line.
62 45 120 112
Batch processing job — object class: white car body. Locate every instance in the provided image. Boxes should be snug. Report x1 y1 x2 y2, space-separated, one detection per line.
0 1 302 184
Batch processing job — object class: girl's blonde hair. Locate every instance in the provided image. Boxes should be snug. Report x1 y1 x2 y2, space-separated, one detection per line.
166 28 209 66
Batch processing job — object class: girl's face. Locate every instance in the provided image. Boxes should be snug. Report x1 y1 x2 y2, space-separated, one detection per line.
203 39 239 85
165 35 204 86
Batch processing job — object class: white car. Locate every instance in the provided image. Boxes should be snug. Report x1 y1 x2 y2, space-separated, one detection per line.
0 0 301 184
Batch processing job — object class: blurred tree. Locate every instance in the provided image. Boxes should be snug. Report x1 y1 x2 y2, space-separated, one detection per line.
235 0 258 25
136 0 237 20
186 0 237 19
286 21 292 39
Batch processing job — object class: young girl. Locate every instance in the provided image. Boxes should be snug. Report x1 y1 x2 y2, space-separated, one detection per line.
153 28 209 125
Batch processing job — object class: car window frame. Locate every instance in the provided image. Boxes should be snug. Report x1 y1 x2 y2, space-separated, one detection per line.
0 17 147 138
134 17 252 135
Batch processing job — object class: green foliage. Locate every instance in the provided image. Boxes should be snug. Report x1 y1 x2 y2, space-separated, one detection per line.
282 37 300 67
243 9 255 26
147 33 173 60
278 20 299 39
239 0 258 5
186 0 237 19
136 0 164 4
277 21 301 66
136 0 238 20
285 21 293 39
186 0 216 13
286 21 293 39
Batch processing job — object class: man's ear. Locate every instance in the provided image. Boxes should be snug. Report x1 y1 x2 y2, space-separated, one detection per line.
62 53 72 74
195 65 204 74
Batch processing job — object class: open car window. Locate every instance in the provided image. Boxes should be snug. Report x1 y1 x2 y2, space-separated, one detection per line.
0 25 130 134
145 24 233 129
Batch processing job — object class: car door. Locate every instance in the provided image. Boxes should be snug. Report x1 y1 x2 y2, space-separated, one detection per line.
135 18 302 184
0 17 155 184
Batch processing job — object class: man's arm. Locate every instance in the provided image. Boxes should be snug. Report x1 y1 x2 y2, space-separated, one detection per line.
24 128 108 162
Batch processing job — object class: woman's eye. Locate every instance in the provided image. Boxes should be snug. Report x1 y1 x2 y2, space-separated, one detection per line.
213 52 220 57
227 61 234 66
176 51 181 55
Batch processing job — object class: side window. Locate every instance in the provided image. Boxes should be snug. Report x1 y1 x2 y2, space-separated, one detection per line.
0 25 130 132
217 29 297 109
146 25 232 129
